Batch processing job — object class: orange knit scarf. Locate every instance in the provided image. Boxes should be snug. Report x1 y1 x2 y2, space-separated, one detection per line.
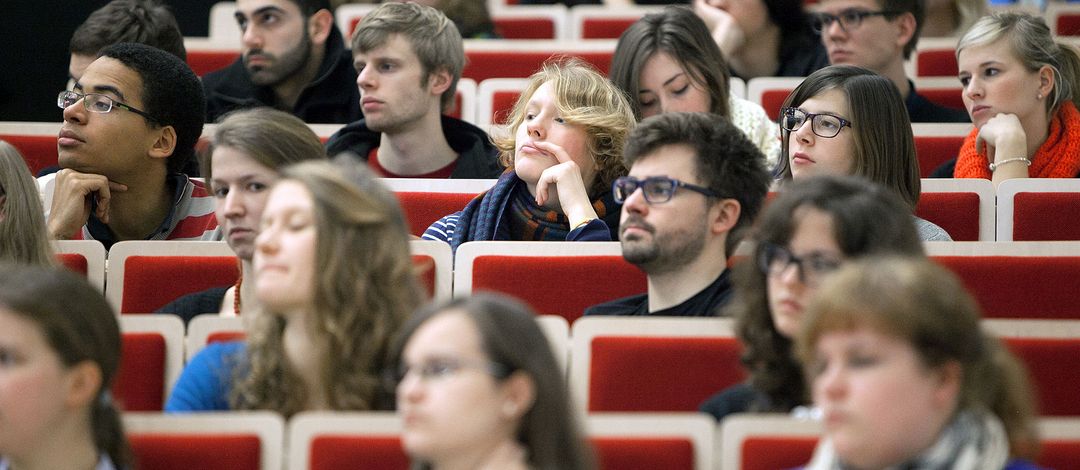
955 101 1080 179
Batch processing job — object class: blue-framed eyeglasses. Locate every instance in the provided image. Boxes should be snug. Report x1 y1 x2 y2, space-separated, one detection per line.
57 90 158 123
612 176 721 204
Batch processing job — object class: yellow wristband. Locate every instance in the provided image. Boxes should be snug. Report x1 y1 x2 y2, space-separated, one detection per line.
572 218 595 231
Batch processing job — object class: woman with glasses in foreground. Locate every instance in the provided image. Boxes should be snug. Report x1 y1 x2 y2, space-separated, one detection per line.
775 65 951 241
390 294 594 470
700 175 925 421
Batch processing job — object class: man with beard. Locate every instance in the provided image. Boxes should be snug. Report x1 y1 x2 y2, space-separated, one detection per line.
201 0 360 123
585 113 770 317
324 2 503 178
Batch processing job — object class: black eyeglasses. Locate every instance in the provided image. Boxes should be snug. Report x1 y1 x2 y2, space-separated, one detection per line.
57 90 157 123
810 9 902 33
758 242 842 287
612 176 721 204
780 107 852 139
386 357 512 387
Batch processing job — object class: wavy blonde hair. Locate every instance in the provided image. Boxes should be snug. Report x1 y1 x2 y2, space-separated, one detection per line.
493 58 636 196
230 160 421 417
0 141 54 266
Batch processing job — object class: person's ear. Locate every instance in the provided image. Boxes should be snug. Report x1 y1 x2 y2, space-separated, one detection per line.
1038 65 1055 100
64 361 103 409
148 125 177 161
710 198 741 236
894 12 917 51
932 360 962 410
427 68 453 97
308 9 334 46
499 371 536 421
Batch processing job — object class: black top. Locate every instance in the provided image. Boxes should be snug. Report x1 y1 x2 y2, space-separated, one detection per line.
699 382 766 421
325 114 505 179
906 81 970 123
583 269 733 317
202 26 361 124
772 32 830 79
155 286 229 325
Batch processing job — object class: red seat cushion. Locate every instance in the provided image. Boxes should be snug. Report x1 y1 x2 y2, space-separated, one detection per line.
121 256 239 313
411 254 438 300
463 51 613 82
1 134 57 175
1011 192 1080 241
914 135 965 177
469 255 646 323
187 50 241 77
1057 14 1080 35
589 336 744 412
1039 439 1080 469
207 331 246 344
914 192 981 241
494 18 556 39
741 437 818 470
918 87 965 112
761 89 792 121
581 18 637 39
932 256 1080 319
1003 337 1080 416
114 332 166 411
592 437 696 470
491 90 523 125
309 435 409 470
129 434 262 470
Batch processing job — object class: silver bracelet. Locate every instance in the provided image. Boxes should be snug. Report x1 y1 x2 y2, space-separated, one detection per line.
989 157 1032 172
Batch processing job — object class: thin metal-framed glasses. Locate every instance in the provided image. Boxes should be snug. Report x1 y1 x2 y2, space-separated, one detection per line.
780 107 852 139
757 242 842 287
386 358 512 387
612 176 721 204
810 9 902 33
57 90 157 123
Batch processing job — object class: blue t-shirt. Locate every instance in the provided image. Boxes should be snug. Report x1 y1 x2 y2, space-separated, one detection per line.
165 341 245 412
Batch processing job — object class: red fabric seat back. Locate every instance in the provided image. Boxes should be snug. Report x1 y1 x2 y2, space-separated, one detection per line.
741 437 818 470
592 437 696 470
411 253 438 299
916 49 958 77
187 50 241 77
207 331 246 344
1003 337 1080 416
114 332 167 411
308 435 409 470
394 191 479 236
1040 438 1080 469
129 434 262 470
1 134 57 175
1057 14 1080 35
933 256 1080 319
56 253 89 276
1011 192 1080 241
588 336 745 412
463 51 613 82
914 135 965 177
762 89 792 121
918 87 965 111
914 192 981 241
581 17 637 39
492 90 523 125
120 255 239 313
469 255 646 323
494 18 557 39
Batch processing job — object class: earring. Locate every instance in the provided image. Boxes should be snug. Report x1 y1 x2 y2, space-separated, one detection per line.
1038 93 1044 100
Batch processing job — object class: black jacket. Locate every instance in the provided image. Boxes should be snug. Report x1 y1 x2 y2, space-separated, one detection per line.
202 26 361 124
325 114 505 179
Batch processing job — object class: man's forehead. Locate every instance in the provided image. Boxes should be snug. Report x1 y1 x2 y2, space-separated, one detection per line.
77 57 143 102
631 144 700 177
354 34 417 61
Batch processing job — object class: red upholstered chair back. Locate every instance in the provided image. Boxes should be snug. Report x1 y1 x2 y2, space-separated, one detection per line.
494 17 558 39
914 135 965 177
588 335 744 412
1 133 57 175
454 242 645 323
592 437 696 469
1040 438 1080 469
915 48 958 77
492 90 522 126
740 437 818 470
1010 192 1080 241
463 50 613 83
115 332 168 411
1056 13 1080 35
746 77 803 121
308 436 409 470
186 49 241 77
125 413 283 470
208 331 246 344
932 255 1080 319
580 17 637 39
57 253 89 276
761 89 790 121
1002 337 1080 416
120 255 239 313
917 86 964 111
915 192 981 241
394 192 479 236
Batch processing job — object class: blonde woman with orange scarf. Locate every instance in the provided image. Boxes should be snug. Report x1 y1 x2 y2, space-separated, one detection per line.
949 12 1080 186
